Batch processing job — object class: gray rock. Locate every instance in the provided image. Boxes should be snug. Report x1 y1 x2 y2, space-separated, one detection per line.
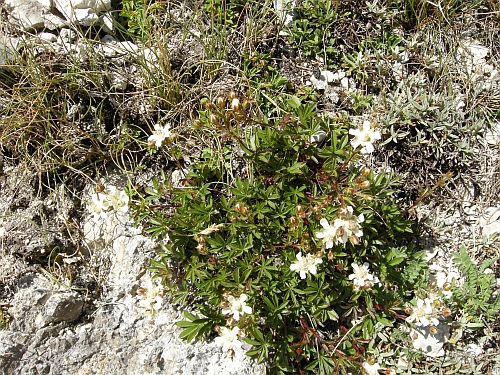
0 331 31 375
4 0 65 30
1 179 265 375
8 274 83 331
39 292 84 325
53 0 111 26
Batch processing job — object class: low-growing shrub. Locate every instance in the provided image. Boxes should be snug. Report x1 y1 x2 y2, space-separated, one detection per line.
130 93 430 373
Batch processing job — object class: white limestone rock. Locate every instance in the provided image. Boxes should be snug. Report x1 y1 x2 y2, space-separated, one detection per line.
37 32 57 42
53 0 112 25
5 0 67 30
8 274 83 331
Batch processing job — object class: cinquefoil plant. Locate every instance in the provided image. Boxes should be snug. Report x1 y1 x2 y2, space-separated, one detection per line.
131 94 428 374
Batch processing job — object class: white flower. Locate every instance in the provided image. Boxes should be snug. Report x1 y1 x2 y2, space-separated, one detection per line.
362 360 381 375
410 324 449 357
290 252 323 279
87 193 111 220
148 123 172 148
0 227 5 237
429 268 459 298
349 262 379 291
214 326 242 352
136 278 164 313
107 185 129 213
406 298 439 327
349 120 381 154
334 206 364 245
315 218 338 249
317 207 364 247
222 294 253 321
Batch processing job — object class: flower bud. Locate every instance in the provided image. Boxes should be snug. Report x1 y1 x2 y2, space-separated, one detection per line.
95 183 105 192
216 96 226 108
430 281 437 289
137 287 146 295
360 180 370 189
231 97 241 112
238 329 246 338
242 99 250 109
349 235 360 246
193 118 203 128
157 289 165 297
289 216 297 225
229 91 238 99
404 306 413 315
429 326 439 335
441 307 452 317
361 167 371 177
209 113 219 125
443 282 452 291
355 176 365 185
226 317 236 326
327 251 334 261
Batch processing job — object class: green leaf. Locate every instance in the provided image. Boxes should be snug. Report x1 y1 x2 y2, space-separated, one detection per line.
287 95 301 109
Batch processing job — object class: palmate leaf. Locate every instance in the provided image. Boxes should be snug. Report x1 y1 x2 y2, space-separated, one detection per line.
176 311 213 342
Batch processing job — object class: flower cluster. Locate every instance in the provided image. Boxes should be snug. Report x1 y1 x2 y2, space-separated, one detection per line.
406 297 439 327
429 265 459 298
349 120 381 154
135 277 164 314
214 326 243 353
348 262 380 291
221 293 253 321
290 252 323 279
316 206 364 248
148 123 176 148
87 185 129 220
